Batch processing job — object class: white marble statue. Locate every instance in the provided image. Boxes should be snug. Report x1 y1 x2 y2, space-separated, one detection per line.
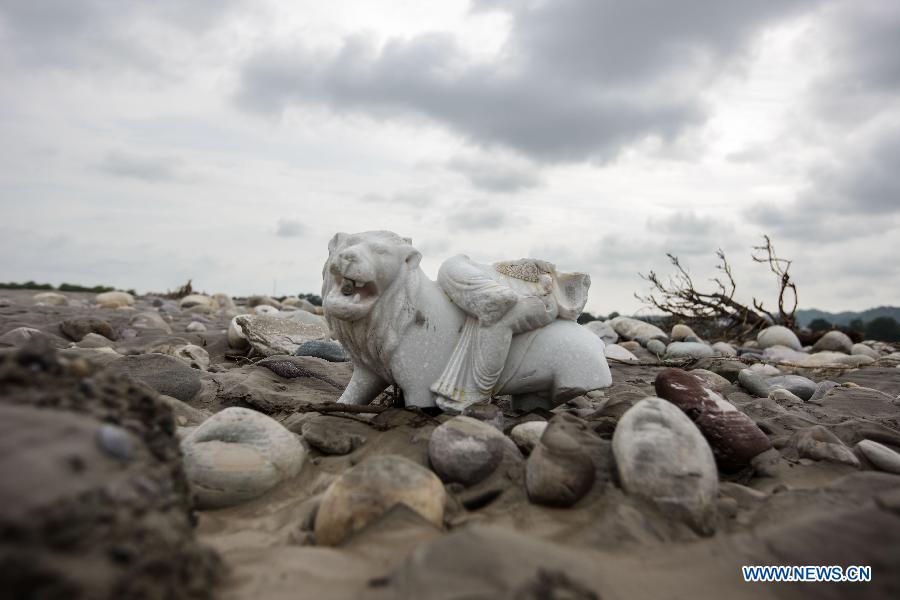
322 230 612 412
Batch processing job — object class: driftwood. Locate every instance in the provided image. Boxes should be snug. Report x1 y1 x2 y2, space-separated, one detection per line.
636 235 798 337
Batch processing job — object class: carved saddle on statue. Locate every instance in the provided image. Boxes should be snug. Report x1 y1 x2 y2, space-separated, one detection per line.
431 254 591 411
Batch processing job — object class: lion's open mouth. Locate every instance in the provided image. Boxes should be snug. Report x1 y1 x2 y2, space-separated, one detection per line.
334 275 378 304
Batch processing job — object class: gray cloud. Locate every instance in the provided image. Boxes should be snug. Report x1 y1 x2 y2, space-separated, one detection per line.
447 154 540 192
0 0 240 71
362 188 435 207
746 124 900 239
236 0 812 163
445 201 521 231
646 211 723 236
275 218 306 238
810 1 900 123
98 150 189 183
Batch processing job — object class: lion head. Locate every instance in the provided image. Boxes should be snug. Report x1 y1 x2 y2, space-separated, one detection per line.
322 230 422 379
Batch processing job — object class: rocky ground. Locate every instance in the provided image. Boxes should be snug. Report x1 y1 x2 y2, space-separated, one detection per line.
2 290 900 599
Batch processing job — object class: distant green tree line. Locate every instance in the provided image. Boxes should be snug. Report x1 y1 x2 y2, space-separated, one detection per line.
0 281 135 295
808 316 899 342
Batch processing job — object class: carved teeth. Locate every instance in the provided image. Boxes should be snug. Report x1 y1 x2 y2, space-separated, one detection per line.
355 280 366 288
353 293 361 303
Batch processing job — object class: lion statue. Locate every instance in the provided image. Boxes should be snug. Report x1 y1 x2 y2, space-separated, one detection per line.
322 230 612 411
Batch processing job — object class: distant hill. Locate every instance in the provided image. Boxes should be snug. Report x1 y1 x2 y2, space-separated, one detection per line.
796 306 900 328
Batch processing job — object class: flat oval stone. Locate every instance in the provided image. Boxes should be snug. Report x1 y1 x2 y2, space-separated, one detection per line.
428 416 519 486
738 370 816 400
583 321 618 345
294 340 348 362
97 424 135 461
314 455 445 546
665 342 715 360
612 397 718 534
857 440 900 475
180 407 306 509
608 316 668 343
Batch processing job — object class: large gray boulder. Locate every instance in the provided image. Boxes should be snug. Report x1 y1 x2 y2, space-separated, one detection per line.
757 325 802 351
612 397 718 534
609 316 668 343
812 330 853 354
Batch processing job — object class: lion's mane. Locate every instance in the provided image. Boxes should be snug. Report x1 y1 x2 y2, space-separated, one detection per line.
323 246 421 383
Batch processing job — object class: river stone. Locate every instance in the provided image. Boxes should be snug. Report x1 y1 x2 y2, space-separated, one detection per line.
655 369 772 471
75 332 116 349
186 321 207 333
509 421 548 455
604 343 640 363
301 415 365 455
211 293 238 314
179 294 213 310
693 358 746 383
746 363 781 376
172 344 210 370
712 342 737 357
688 368 731 393
525 414 596 507
282 297 318 313
105 353 201 402
812 330 853 354
583 321 618 345
857 440 900 475
227 314 252 350
645 339 667 356
33 291 68 306
130 311 173 334
851 344 880 359
95 291 134 309
60 318 116 342
762 345 808 364
665 341 715 360
0 327 46 347
769 388 803 405
788 426 859 467
180 407 305 509
802 352 874 368
757 325 802 351
429 416 519 486
248 295 282 309
670 324 698 341
609 316 668 343
612 397 718 534
236 314 327 357
314 455 445 546
808 380 840 403
738 370 816 400
279 309 329 330
294 340 348 362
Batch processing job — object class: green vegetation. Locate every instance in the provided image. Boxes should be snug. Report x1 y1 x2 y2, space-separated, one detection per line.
809 318 833 331
0 281 132 295
58 283 115 293
862 316 900 343
0 281 55 290
298 293 322 306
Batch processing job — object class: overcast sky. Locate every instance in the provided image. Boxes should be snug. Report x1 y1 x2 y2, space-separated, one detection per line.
1 0 898 314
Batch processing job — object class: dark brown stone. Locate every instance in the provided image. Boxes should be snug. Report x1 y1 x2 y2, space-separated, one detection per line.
655 368 772 471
